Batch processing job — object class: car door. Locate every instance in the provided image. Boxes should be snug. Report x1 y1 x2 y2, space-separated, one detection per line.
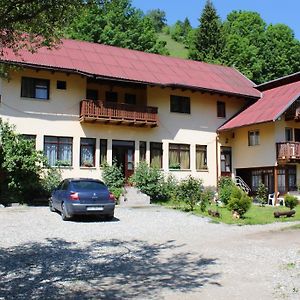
52 180 67 210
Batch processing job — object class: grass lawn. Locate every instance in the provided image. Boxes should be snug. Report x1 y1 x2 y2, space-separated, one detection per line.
158 33 188 59
158 200 300 225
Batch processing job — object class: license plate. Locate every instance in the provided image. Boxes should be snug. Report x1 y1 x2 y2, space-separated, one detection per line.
87 207 104 211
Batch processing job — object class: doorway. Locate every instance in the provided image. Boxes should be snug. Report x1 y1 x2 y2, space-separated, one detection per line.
112 140 135 180
220 147 232 177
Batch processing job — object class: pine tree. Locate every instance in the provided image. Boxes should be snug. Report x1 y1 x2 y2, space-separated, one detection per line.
189 0 223 63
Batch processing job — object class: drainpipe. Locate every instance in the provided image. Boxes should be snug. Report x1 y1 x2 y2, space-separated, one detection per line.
216 134 219 188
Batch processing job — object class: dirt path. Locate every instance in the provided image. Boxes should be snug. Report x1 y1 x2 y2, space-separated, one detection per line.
0 205 299 299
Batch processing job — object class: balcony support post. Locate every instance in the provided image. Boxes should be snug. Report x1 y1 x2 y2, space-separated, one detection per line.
274 165 278 205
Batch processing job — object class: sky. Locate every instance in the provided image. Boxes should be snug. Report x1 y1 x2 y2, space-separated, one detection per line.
132 0 300 40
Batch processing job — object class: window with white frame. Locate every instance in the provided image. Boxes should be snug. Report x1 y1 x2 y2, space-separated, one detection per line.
248 130 260 146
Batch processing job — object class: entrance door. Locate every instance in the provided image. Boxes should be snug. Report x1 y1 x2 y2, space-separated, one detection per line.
220 147 232 177
112 140 135 181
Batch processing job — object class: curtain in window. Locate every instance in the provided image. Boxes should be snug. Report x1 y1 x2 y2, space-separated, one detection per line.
81 146 94 165
196 145 207 169
45 143 57 166
180 148 190 169
59 143 72 163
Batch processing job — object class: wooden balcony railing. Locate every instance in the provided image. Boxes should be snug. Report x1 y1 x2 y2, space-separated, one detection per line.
277 142 300 161
79 100 158 127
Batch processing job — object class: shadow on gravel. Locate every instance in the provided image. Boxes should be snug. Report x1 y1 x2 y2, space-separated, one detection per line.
0 239 220 299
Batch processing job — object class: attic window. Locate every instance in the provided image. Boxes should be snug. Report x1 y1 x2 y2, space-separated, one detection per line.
21 77 50 100
57 80 67 90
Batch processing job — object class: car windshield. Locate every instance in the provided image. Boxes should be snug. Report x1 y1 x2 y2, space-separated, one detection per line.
71 181 107 191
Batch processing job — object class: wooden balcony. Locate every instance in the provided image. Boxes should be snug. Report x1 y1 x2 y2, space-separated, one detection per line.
277 142 300 162
79 100 158 127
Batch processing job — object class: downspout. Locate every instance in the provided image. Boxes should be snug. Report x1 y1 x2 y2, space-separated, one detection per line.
216 133 219 188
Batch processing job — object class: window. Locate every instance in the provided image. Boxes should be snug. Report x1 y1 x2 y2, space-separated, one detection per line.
21 77 50 99
150 142 163 168
125 93 136 105
196 145 207 170
57 80 66 90
80 138 96 167
170 95 190 114
221 147 231 173
169 143 190 169
285 128 294 141
22 134 36 147
251 170 262 192
86 89 98 101
248 130 260 146
100 139 107 165
217 101 226 118
106 91 118 103
44 136 73 167
139 141 146 161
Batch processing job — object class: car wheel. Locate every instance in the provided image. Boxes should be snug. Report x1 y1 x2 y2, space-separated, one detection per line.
49 198 56 212
61 203 71 221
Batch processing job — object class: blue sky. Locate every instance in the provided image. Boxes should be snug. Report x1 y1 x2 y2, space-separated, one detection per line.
132 0 300 39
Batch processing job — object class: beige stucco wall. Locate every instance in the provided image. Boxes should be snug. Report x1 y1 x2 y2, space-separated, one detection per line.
0 68 247 187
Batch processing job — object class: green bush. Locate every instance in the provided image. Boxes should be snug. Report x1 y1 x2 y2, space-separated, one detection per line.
40 167 62 197
160 174 178 201
284 194 299 210
129 161 166 201
227 186 252 217
256 183 268 206
101 161 125 199
218 176 235 205
176 176 204 211
200 187 215 212
0 119 48 203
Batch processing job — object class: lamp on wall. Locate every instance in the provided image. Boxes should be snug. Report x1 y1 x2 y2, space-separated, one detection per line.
225 138 229 144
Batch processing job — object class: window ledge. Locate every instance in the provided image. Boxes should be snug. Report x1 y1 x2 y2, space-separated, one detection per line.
80 166 97 169
54 166 73 169
169 169 191 172
196 168 208 172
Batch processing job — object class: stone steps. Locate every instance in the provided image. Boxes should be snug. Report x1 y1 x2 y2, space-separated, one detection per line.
119 186 151 207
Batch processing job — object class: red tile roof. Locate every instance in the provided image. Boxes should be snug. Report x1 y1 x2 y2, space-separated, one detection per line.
218 79 300 131
0 38 260 98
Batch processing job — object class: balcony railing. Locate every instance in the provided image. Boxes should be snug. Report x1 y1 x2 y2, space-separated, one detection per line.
80 100 158 127
277 142 300 161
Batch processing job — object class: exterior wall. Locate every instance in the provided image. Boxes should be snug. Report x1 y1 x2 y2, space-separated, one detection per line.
0 68 247 187
225 122 277 169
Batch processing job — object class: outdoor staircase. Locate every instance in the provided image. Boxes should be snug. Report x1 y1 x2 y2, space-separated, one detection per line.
119 186 151 207
234 176 251 194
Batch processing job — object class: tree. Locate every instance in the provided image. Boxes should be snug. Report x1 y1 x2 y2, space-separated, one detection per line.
188 0 223 63
146 9 167 32
221 11 266 82
0 0 82 54
170 18 192 46
65 0 168 55
0 119 45 203
260 24 300 83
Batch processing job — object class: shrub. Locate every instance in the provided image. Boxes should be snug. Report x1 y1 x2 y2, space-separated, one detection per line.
256 183 268 206
40 167 62 197
0 119 48 203
227 186 252 217
176 176 204 211
284 194 299 210
200 187 215 212
160 174 178 201
101 161 125 199
218 176 235 205
129 161 165 201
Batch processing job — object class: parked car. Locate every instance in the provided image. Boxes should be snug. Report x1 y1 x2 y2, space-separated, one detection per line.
49 178 115 221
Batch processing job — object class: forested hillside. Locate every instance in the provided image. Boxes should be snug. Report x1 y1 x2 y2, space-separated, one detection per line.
64 0 300 84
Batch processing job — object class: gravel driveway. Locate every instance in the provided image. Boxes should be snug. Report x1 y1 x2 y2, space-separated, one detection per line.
0 205 299 300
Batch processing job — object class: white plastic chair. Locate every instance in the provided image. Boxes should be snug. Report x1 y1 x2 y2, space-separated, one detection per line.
268 192 285 206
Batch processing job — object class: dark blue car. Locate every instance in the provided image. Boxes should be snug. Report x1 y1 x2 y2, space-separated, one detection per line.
49 178 115 221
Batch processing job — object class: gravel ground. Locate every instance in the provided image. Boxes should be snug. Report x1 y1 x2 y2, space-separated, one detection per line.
0 205 299 300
